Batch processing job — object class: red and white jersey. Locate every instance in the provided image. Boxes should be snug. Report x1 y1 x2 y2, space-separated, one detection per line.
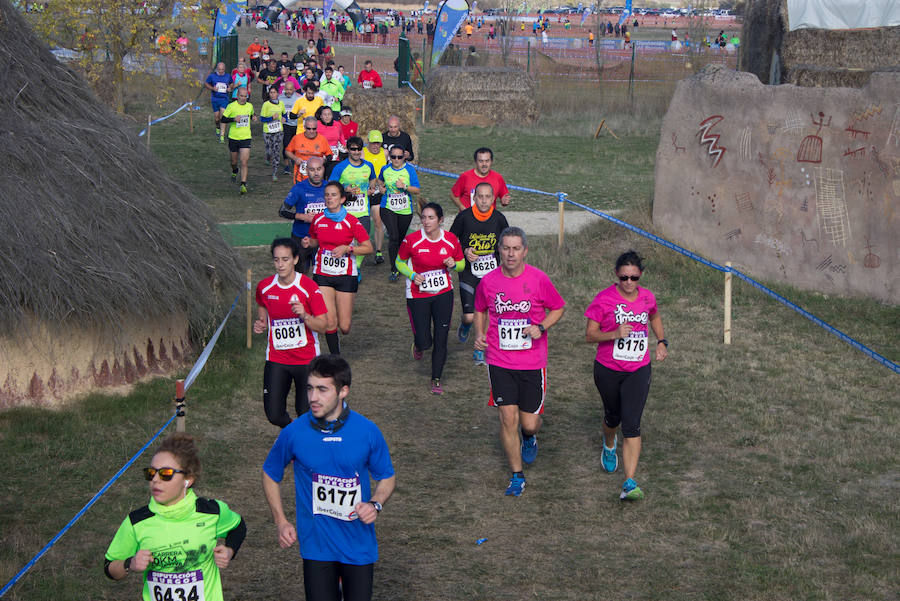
398 229 464 299
309 213 370 277
256 272 328 364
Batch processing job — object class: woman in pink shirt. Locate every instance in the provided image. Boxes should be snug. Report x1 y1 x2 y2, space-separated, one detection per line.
584 250 668 502
315 105 346 177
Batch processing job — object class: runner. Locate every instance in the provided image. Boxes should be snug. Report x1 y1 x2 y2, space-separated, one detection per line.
260 85 286 181
363 131 388 265
300 182 373 354
449 147 511 210
278 81 302 175
315 105 346 178
204 62 232 142
396 203 464 394
263 354 395 601
382 115 414 161
246 36 262 71
319 65 345 112
285 116 332 184
584 250 668 501
338 108 358 139
449 181 509 365
357 59 383 89
289 81 325 124
254 238 329 427
104 433 246 601
329 136 378 275
376 147 420 282
230 61 254 101
473 227 566 496
220 87 258 195
280 156 327 273
258 58 281 101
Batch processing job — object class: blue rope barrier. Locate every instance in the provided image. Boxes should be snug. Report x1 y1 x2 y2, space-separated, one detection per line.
138 101 194 137
400 81 423 98
0 291 243 598
416 165 898 374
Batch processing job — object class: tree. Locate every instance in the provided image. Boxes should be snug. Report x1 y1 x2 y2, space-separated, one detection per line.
30 0 214 113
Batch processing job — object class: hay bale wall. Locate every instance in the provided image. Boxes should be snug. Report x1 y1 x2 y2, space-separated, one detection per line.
342 88 419 159
0 0 241 407
425 67 537 127
652 66 899 304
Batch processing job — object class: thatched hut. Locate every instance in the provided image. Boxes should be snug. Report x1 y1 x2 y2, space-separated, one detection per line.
424 67 537 127
741 0 900 86
0 0 241 407
341 88 419 159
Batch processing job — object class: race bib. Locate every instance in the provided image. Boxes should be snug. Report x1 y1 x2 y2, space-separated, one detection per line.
298 160 307 175
262 53 270 60
312 473 361 521
320 249 349 276
305 201 326 214
498 318 532 351
271 317 307 350
330 145 340 158
387 193 408 212
252 51 260 58
344 194 367 213
215 82 227 93
147 570 205 601
470 253 497 278
236 115 250 127
265 120 282 133
363 80 373 89
612 331 648 362
418 269 448 294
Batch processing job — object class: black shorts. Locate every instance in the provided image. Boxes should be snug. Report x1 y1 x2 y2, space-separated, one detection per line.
313 273 359 293
487 364 547 414
228 138 251 152
593 361 651 438
458 275 478 314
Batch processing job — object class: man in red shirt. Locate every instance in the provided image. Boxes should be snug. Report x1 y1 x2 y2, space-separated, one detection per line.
450 147 511 210
338 109 359 139
357 60 383 89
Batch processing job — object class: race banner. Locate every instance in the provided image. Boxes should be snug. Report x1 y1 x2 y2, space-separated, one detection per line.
581 7 589 25
617 0 632 25
431 0 469 66
213 0 244 37
323 0 336 22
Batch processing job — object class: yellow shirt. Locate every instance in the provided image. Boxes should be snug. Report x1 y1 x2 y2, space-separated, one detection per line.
364 146 387 177
222 101 254 140
291 96 324 121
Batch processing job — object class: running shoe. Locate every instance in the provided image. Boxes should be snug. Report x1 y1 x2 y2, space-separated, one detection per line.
473 349 486 366
283 165 291 175
411 341 423 361
431 379 443 395
521 435 538 465
230 171 237 183
389 271 399 282
457 322 471 343
601 436 618 473
374 251 385 265
240 184 248 195
620 478 644 501
505 473 526 497
219 134 224 143
272 174 278 182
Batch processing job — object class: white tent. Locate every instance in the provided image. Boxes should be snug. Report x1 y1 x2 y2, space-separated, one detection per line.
787 0 900 31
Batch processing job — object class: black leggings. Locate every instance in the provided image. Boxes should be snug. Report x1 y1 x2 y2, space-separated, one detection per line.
592 361 651 438
379 207 413 270
303 559 374 601
407 291 453 379
263 361 309 428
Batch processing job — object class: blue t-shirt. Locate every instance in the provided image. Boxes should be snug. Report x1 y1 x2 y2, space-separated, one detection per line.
263 410 395 565
205 72 232 99
283 180 326 237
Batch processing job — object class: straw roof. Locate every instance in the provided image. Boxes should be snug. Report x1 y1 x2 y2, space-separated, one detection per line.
0 0 241 332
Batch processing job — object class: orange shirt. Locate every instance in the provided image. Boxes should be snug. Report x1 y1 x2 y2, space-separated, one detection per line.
246 42 262 59
285 134 332 182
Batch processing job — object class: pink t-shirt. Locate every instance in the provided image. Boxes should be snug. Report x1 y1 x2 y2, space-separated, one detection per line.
474 264 566 370
584 284 658 372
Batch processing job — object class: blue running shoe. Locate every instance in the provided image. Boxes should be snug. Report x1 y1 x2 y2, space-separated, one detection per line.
457 322 471 343
521 435 538 465
601 436 618 473
473 349 486 366
505 473 526 496
389 271 399 282
620 478 645 501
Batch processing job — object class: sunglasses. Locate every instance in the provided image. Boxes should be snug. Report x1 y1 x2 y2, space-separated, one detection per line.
348 147 362 151
305 127 317 130
618 275 640 282
390 154 404 159
144 467 187 481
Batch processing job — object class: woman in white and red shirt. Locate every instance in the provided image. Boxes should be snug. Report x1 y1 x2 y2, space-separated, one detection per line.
301 181 373 354
254 238 329 427
315 105 346 178
396 202 465 395
584 250 668 501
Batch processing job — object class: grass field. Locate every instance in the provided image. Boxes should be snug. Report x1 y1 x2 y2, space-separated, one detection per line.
2 34 899 601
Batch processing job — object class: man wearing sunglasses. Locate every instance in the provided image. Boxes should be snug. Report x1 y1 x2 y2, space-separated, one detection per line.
263 354 395 601
473 227 566 497
285 117 332 184
330 136 379 274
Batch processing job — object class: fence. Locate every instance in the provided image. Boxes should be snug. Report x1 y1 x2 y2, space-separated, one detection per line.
415 165 900 375
0 293 242 599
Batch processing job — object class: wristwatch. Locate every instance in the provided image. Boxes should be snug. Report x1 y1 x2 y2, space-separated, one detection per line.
370 501 383 513
658 339 669 348
123 556 132 574
537 324 545 333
